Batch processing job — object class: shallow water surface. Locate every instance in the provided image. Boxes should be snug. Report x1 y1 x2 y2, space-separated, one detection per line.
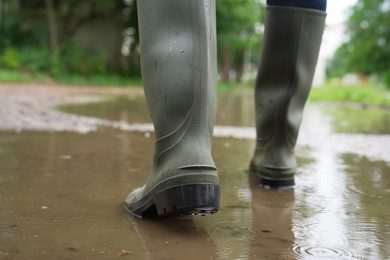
1 89 389 259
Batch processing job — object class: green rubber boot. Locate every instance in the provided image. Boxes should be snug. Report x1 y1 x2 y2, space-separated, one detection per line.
124 0 220 218
249 6 326 188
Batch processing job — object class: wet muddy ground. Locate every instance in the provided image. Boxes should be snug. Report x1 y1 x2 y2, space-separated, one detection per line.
0 84 389 259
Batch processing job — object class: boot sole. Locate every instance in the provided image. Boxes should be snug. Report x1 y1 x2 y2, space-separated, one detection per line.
124 175 220 218
249 163 295 189
258 177 295 189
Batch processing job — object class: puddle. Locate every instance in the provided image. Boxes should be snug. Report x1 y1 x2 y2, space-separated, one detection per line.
320 104 390 135
58 95 151 125
0 86 389 259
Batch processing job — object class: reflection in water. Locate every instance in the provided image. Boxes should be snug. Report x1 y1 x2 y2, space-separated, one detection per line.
321 104 390 134
194 137 254 259
217 89 255 127
293 102 389 259
1 88 389 259
344 154 390 195
59 95 151 125
247 176 295 259
293 149 367 260
132 216 218 259
343 154 390 259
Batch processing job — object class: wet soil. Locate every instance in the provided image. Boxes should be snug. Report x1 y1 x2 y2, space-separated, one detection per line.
0 84 389 259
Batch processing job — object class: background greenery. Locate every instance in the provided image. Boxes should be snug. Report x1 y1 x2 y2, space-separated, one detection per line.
327 0 390 86
0 0 389 105
0 0 264 83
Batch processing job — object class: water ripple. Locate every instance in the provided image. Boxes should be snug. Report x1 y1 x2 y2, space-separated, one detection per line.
21 207 93 225
348 184 389 199
0 220 60 242
203 218 254 241
291 244 364 259
293 220 348 245
195 212 253 259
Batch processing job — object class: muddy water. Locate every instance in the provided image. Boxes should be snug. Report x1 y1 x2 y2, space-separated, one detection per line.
1 89 390 259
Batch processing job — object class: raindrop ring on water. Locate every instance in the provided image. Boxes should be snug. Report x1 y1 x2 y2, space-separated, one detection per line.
290 244 364 260
21 207 93 225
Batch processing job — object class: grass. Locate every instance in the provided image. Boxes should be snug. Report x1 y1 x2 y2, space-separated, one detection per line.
217 81 390 107
0 69 50 83
217 81 252 92
309 84 390 107
55 73 143 87
0 69 142 87
1 69 389 107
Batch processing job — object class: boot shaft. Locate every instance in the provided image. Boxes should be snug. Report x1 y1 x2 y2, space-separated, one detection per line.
137 0 217 142
136 0 218 184
251 6 326 183
124 0 220 217
255 6 326 146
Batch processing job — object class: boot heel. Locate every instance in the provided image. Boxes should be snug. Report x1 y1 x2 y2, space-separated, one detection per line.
154 184 220 217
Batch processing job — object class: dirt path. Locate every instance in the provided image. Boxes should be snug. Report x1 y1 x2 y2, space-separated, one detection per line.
0 83 144 133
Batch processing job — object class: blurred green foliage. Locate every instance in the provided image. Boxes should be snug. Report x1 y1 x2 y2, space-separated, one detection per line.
18 47 52 72
2 0 387 93
0 0 130 78
328 0 390 87
0 0 265 84
309 84 390 106
60 43 108 75
216 0 265 82
216 0 264 50
0 46 21 69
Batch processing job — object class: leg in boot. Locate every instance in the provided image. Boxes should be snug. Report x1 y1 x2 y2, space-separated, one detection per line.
124 0 220 218
250 1 327 188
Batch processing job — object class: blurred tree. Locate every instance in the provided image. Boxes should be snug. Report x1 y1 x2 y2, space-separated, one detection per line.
0 0 3 26
121 0 140 77
45 0 58 52
0 0 30 49
216 0 265 82
328 0 390 86
1 0 267 82
57 0 126 71
17 0 125 42
57 1 125 42
1 0 131 75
